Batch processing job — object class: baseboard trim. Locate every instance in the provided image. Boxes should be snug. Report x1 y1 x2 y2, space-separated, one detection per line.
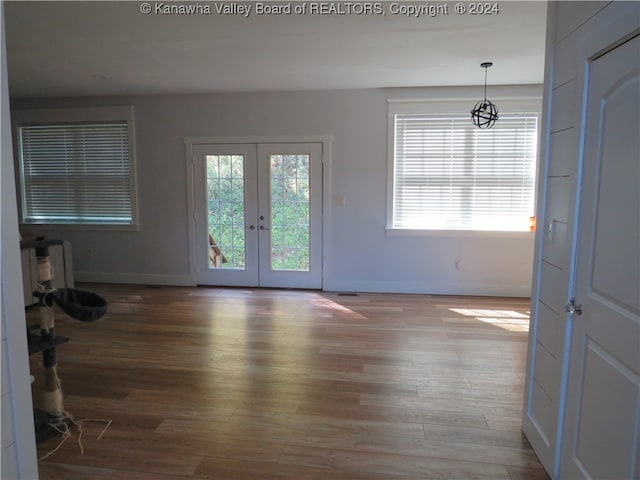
73 274 530 297
323 279 532 298
74 271 195 287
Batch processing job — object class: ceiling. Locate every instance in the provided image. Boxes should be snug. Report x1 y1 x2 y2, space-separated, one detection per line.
4 1 547 99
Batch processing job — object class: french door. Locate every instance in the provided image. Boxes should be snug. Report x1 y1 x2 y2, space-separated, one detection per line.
193 142 322 288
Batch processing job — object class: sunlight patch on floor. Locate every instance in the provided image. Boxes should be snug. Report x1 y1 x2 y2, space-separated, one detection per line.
311 296 369 320
449 308 530 332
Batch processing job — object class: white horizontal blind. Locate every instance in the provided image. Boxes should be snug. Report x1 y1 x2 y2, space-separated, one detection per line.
19 122 133 224
393 114 538 231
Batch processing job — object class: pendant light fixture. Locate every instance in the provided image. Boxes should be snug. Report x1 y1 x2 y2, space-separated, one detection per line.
471 62 499 129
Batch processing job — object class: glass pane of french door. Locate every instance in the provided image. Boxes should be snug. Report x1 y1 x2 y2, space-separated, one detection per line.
206 154 246 269
269 153 311 272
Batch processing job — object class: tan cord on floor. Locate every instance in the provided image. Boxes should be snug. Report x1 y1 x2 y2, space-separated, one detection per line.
38 411 112 462
38 423 72 462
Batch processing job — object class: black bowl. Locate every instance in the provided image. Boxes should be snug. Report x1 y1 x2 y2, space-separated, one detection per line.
52 288 108 322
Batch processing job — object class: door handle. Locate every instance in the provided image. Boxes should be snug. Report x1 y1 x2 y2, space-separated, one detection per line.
245 225 256 230
564 300 582 316
260 225 270 231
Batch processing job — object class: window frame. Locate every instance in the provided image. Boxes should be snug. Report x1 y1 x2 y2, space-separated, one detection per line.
13 106 139 231
386 98 542 235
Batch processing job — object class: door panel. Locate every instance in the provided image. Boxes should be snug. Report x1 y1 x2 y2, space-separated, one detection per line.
257 143 322 289
547 128 578 177
542 175 574 268
549 80 577 133
572 340 639 480
194 144 259 286
529 378 556 446
560 35 640 479
539 260 570 314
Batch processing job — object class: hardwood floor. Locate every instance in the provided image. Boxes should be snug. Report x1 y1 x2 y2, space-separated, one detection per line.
28 284 549 480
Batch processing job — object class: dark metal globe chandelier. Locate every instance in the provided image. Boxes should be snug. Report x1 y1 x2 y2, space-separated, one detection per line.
471 62 499 129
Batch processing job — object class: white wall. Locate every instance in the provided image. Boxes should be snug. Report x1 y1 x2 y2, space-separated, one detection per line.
1 2 39 477
12 84 541 296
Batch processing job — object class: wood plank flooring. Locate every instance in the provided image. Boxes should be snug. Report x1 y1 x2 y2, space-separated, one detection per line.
27 284 549 480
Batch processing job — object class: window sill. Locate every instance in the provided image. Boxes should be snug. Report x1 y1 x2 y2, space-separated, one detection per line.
20 223 140 233
385 228 535 239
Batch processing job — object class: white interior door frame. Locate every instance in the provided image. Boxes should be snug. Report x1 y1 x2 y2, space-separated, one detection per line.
185 134 333 288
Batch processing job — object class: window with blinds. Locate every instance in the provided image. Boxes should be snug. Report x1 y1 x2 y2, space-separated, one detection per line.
392 114 538 231
18 121 135 225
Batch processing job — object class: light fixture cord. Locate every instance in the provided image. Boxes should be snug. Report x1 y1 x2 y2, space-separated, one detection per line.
483 66 488 102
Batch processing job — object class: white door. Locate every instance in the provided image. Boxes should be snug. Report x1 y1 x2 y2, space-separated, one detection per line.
256 143 323 289
193 142 323 288
193 144 259 286
559 36 640 479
